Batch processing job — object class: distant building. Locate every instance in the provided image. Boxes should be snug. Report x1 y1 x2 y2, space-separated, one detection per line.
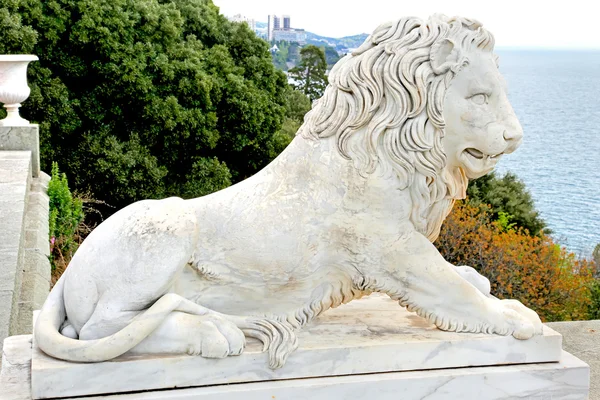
268 14 281 41
268 14 305 44
272 28 306 44
231 14 256 31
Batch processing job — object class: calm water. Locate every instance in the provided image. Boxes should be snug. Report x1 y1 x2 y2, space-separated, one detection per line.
494 50 600 256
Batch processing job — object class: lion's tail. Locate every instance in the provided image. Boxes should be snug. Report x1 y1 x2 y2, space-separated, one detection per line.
34 276 184 362
35 275 300 367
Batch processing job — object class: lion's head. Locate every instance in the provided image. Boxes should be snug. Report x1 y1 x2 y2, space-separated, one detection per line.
299 14 523 241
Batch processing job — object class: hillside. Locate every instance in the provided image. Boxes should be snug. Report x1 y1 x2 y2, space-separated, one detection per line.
305 32 369 52
255 21 368 53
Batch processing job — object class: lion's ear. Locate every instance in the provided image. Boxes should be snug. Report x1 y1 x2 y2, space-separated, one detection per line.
430 38 459 74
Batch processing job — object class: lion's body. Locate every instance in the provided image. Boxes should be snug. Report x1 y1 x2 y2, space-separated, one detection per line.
178 136 411 317
34 15 542 369
64 135 410 326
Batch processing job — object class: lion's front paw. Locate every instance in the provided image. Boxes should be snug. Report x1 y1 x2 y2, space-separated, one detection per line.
493 299 543 339
187 316 245 358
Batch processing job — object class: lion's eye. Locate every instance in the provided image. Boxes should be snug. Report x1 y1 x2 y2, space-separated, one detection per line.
470 94 488 105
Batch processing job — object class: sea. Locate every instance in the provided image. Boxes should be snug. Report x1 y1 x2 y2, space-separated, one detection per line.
493 50 600 257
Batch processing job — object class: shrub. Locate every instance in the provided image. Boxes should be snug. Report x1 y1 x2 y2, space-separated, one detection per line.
589 280 600 320
48 162 84 282
592 244 600 319
436 201 596 322
467 172 548 235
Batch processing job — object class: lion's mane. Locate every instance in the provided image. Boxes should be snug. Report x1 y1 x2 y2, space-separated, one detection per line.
299 14 495 241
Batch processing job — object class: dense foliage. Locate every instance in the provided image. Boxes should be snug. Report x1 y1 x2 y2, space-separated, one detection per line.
274 86 311 145
0 0 288 211
436 201 597 322
467 172 548 235
48 163 84 280
288 45 328 101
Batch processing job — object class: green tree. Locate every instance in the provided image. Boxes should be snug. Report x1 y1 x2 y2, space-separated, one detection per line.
0 0 288 212
0 3 37 54
272 86 312 150
467 172 548 236
322 45 341 67
288 45 328 101
283 86 312 122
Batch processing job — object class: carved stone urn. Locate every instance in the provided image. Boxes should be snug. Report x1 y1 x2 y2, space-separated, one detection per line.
0 55 38 126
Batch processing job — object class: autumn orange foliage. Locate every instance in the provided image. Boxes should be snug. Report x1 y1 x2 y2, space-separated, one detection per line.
436 201 597 322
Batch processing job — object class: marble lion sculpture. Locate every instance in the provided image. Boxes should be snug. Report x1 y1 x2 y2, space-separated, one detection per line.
35 14 542 369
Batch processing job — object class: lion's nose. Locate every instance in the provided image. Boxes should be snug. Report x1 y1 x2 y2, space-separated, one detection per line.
503 128 523 142
502 127 523 154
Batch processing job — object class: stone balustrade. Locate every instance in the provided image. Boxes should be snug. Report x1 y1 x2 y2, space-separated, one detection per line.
0 131 51 358
0 53 51 358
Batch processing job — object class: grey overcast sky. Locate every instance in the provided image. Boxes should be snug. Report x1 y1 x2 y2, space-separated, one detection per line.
212 0 600 49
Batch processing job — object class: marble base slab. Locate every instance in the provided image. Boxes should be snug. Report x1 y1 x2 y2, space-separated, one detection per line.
80 351 588 400
1 336 588 400
31 295 563 399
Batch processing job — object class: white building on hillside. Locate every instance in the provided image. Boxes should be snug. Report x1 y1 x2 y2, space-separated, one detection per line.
268 14 280 41
231 14 256 31
272 28 306 44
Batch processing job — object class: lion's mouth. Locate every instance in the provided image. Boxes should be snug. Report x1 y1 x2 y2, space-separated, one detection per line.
465 148 503 160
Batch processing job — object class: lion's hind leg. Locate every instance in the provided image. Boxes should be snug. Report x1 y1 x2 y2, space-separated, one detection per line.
79 293 246 358
131 310 246 358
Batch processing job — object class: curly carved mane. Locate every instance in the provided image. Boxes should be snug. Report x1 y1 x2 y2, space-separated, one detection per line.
299 15 496 241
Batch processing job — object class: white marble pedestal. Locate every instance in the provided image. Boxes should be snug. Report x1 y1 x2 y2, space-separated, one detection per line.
0 295 590 399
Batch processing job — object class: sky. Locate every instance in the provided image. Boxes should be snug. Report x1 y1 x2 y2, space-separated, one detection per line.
213 0 600 49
